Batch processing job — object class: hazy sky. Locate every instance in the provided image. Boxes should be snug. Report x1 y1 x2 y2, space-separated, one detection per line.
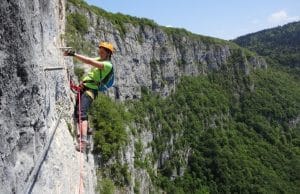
86 0 300 40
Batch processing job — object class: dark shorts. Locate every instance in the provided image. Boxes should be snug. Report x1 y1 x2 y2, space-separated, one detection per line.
74 89 98 122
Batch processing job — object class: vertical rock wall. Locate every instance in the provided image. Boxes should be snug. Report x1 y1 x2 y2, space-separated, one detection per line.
0 0 96 193
67 3 267 101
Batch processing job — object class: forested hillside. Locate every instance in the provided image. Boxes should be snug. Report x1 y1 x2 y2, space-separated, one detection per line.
234 21 300 77
66 0 300 193
91 67 300 193
127 68 300 193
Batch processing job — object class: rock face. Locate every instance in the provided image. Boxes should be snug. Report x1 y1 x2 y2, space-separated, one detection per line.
0 0 96 193
67 3 267 101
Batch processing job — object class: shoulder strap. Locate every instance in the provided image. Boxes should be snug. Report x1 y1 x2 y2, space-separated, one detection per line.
100 67 113 85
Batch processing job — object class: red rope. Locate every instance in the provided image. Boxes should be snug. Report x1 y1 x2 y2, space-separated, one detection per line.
70 80 84 194
70 80 82 93
78 89 83 194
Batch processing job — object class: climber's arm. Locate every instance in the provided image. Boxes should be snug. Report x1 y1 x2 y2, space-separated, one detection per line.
63 50 104 69
74 54 104 70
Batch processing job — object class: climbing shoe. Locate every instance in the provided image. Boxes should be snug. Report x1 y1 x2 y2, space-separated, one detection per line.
76 135 88 152
87 127 93 135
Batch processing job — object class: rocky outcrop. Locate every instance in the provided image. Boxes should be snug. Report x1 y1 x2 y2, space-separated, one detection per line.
67 3 267 101
0 0 96 193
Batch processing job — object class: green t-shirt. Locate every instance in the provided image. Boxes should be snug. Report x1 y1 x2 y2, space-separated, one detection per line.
82 57 113 90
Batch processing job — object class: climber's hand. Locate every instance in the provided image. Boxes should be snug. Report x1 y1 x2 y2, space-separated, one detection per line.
64 49 76 56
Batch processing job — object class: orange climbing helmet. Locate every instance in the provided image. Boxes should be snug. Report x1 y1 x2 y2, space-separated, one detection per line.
99 41 115 53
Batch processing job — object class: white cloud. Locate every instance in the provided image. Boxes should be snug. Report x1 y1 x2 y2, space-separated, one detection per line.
268 10 299 25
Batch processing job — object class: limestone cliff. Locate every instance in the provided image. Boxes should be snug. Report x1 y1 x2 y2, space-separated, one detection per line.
66 2 267 101
0 0 95 193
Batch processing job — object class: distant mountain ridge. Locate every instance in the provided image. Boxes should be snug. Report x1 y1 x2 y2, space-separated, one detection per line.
233 21 300 69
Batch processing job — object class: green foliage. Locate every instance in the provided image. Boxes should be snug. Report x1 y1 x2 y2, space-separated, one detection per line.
163 26 228 45
245 70 300 126
129 67 300 193
134 180 140 194
102 162 131 186
67 13 88 35
234 21 300 70
133 139 153 169
134 140 143 156
65 11 93 54
67 0 157 38
65 1 95 54
90 95 131 186
67 0 89 8
66 0 251 49
88 6 157 36
74 66 84 81
97 178 115 194
89 94 130 163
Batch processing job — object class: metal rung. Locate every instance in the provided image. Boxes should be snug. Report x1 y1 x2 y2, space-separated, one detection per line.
44 67 65 71
59 47 72 49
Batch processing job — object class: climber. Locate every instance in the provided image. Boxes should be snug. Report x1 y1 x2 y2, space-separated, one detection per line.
64 41 115 152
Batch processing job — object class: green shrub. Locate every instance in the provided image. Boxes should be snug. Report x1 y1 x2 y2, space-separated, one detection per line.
67 13 88 35
65 10 94 54
89 94 130 163
74 66 85 81
67 0 89 9
134 180 140 194
98 178 115 194
110 163 131 186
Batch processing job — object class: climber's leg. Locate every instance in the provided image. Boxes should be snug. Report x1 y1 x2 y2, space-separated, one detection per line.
76 92 93 152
